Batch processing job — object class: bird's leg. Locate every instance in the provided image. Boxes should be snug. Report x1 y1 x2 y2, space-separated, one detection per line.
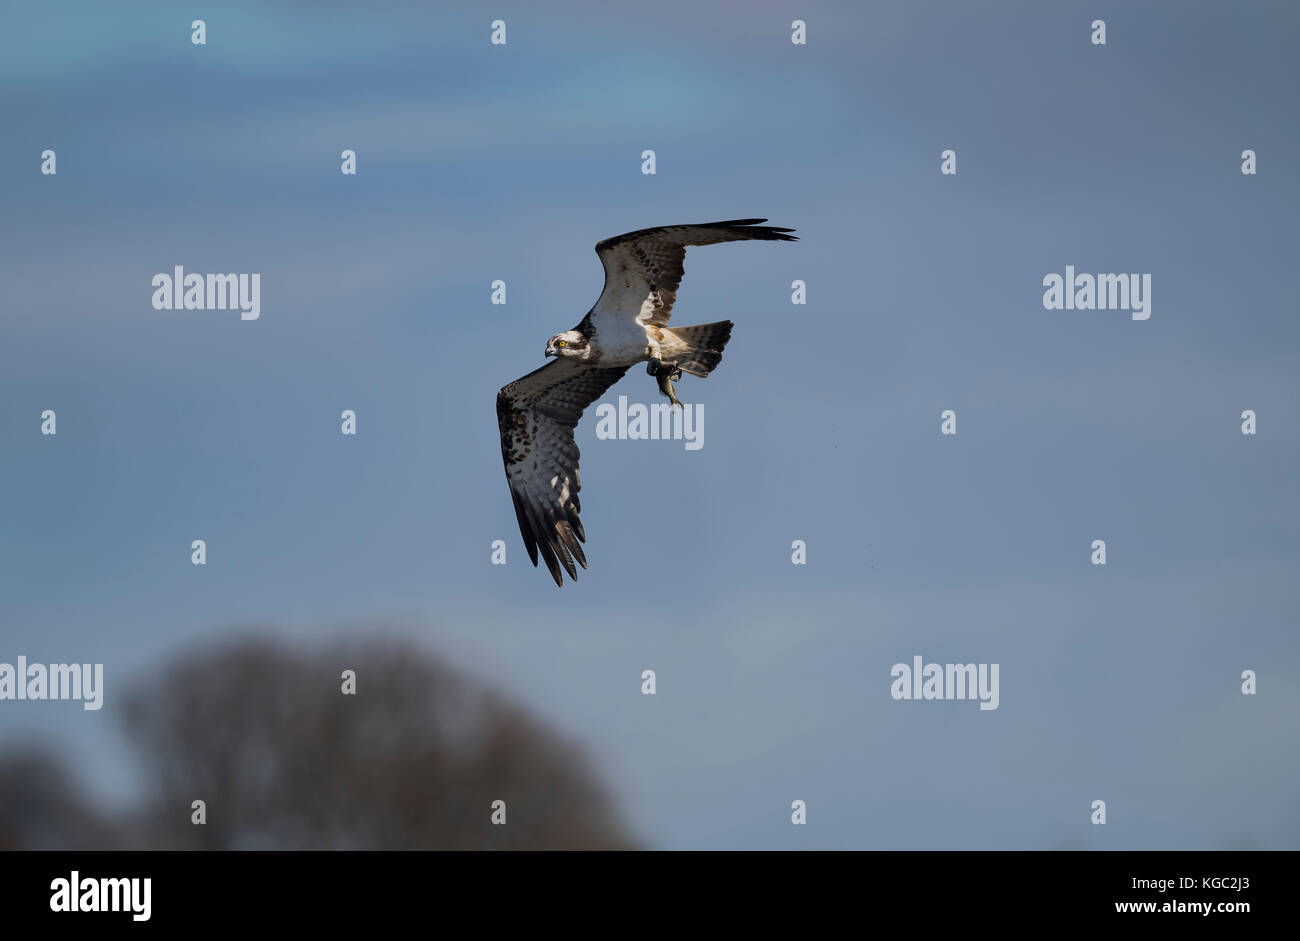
646 358 684 409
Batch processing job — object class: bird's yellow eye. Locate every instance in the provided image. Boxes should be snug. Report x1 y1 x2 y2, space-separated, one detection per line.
557 340 566 347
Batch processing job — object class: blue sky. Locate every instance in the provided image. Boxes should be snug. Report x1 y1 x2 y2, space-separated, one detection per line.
2 0 1298 848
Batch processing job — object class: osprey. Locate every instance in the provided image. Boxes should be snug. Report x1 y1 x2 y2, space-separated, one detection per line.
496 218 797 586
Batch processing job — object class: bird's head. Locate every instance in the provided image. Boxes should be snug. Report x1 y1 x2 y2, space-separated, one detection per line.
545 331 587 358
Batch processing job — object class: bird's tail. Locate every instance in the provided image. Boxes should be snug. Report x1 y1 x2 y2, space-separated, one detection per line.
665 320 733 377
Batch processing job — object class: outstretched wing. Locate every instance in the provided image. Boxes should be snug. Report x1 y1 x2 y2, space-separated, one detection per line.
587 218 797 330
497 358 631 586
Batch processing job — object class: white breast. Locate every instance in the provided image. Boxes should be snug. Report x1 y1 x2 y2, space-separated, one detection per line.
594 316 652 366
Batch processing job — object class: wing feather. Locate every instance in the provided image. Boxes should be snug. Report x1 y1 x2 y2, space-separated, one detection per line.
497 359 630 586
588 218 797 329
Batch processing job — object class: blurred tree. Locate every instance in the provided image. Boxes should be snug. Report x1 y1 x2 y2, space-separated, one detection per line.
0 636 638 850
0 747 118 850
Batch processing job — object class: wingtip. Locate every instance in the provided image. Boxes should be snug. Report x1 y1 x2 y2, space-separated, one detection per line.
726 218 798 241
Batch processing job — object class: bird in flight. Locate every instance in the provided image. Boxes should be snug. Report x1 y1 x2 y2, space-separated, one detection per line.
495 218 797 586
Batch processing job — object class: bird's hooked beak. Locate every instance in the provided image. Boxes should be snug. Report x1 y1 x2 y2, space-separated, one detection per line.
544 343 557 358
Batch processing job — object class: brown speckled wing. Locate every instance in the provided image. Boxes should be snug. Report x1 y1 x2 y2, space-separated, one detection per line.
590 218 797 328
497 359 631 586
